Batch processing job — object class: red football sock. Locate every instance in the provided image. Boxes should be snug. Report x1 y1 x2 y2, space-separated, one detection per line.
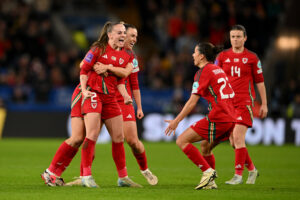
81 138 96 176
133 151 148 171
80 161 83 177
245 148 255 171
48 142 77 176
112 142 127 178
80 154 95 176
182 143 210 172
235 147 247 176
203 154 215 169
54 143 78 176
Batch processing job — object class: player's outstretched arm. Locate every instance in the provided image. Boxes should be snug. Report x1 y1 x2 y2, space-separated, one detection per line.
165 94 200 136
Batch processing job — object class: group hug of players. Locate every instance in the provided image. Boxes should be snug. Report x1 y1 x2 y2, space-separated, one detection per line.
40 22 267 190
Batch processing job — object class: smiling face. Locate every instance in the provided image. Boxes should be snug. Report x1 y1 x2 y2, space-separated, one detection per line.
108 24 126 49
230 30 247 50
124 27 137 50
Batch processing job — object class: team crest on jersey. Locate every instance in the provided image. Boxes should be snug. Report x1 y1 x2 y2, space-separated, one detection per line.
91 102 97 109
119 58 124 65
242 58 248 64
111 56 116 61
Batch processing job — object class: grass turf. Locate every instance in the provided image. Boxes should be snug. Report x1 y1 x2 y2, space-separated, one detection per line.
0 138 299 200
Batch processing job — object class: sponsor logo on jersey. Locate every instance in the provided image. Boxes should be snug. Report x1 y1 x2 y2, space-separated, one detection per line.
237 116 243 120
111 56 116 61
234 58 239 62
91 102 97 109
242 58 248 64
119 58 124 65
126 114 132 119
85 52 94 63
102 54 108 59
192 82 199 93
225 58 230 63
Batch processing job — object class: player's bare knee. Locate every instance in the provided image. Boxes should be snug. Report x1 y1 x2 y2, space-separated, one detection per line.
127 138 138 148
200 141 210 155
201 146 211 155
234 137 245 147
176 137 186 150
112 134 124 143
73 137 84 147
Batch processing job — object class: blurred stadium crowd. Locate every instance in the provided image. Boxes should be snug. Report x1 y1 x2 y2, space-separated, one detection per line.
0 0 299 117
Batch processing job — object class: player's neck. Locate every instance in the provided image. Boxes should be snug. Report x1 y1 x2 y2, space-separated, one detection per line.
232 46 244 53
108 41 121 51
198 61 209 69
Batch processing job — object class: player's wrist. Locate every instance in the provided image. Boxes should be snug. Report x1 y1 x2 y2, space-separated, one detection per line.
107 64 113 71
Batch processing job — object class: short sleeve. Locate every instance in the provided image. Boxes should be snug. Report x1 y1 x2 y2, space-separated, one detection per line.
117 77 125 85
129 72 139 90
192 69 210 96
215 52 222 68
80 48 99 75
252 56 264 83
131 57 140 73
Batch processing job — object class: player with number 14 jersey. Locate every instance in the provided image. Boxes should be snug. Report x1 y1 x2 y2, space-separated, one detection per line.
215 48 264 106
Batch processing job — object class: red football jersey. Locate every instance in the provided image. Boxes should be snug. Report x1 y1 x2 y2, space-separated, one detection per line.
115 49 140 102
80 44 134 94
215 48 264 106
192 63 236 122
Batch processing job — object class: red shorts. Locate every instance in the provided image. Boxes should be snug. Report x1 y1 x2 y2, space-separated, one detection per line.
70 85 83 118
101 95 122 120
235 105 254 127
190 117 235 144
81 90 121 120
118 101 136 122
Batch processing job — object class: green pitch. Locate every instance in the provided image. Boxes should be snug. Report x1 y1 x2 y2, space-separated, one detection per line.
0 138 300 200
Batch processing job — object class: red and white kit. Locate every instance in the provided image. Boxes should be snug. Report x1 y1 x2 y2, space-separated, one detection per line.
115 49 140 122
80 44 134 117
215 48 264 127
190 63 236 143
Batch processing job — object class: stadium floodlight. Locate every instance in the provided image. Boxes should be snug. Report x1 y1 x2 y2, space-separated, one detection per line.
276 35 300 50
